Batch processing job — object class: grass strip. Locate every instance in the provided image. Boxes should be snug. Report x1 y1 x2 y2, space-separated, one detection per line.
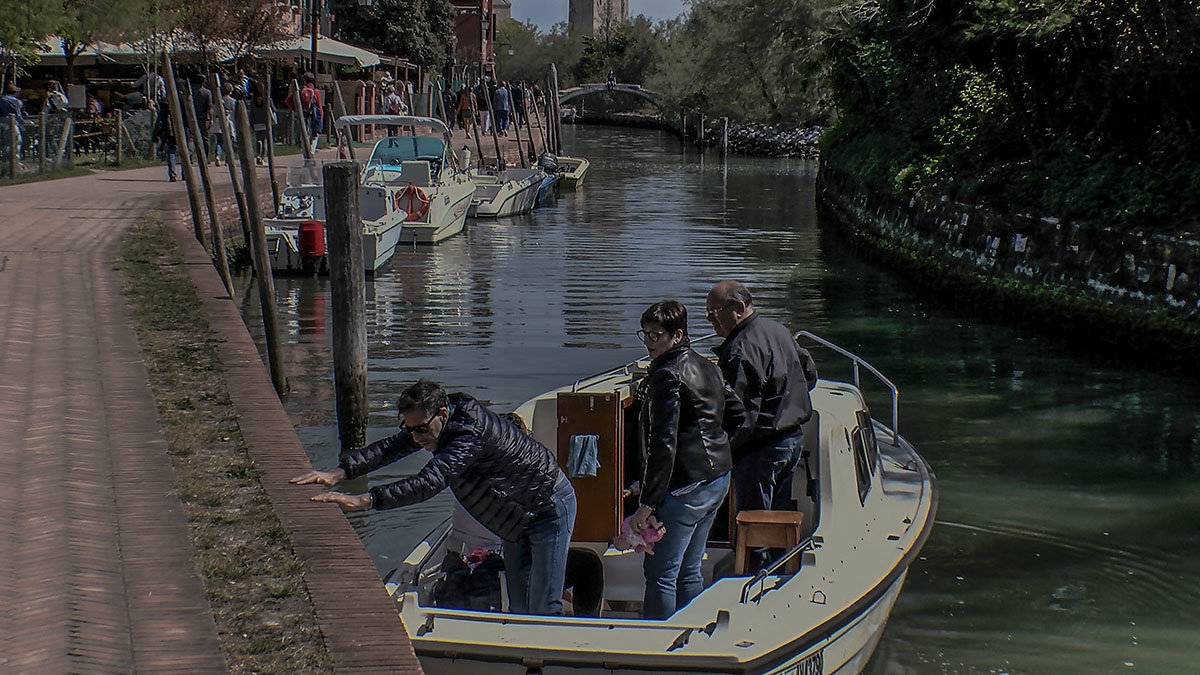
116 214 334 673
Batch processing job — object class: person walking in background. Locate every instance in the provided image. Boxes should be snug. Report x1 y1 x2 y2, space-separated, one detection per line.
151 89 179 181
475 79 492 135
44 80 68 114
706 280 820 564
0 82 24 161
511 82 526 127
249 80 274 165
492 81 510 136
210 81 236 166
284 72 323 154
188 74 212 159
455 86 475 133
383 83 407 136
630 300 744 619
289 379 577 616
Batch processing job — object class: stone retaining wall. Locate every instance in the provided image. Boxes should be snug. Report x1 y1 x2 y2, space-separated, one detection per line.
819 165 1200 316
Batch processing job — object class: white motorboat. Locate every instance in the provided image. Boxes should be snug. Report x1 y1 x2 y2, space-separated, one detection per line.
263 162 407 274
384 331 938 674
468 166 544 218
342 115 476 245
555 155 590 189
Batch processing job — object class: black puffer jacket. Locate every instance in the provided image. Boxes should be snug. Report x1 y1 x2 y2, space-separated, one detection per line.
339 394 565 542
638 344 745 510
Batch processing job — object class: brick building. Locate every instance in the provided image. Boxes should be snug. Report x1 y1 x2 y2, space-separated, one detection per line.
569 0 629 35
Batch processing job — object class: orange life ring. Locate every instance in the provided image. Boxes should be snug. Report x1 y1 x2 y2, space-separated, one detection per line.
398 183 430 221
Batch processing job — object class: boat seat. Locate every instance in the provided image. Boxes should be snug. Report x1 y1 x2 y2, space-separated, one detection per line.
734 510 804 575
399 160 433 186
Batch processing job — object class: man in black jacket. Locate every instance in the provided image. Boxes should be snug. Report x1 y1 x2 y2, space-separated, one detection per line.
290 379 576 616
706 281 819 520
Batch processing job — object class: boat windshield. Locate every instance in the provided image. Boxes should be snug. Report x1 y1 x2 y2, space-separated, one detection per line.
368 135 446 166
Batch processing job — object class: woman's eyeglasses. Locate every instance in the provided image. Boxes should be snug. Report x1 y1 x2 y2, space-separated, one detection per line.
636 328 668 343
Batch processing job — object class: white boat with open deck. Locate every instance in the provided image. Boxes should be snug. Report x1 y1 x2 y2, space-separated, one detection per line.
264 160 407 274
340 115 476 245
467 165 544 217
555 155 590 189
383 332 937 674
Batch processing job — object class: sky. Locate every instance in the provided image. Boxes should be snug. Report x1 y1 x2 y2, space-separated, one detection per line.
510 0 689 32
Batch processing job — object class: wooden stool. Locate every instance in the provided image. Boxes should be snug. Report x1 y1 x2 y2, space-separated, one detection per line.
734 510 804 575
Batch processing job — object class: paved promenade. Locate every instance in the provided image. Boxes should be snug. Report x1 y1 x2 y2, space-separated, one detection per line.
0 162 422 672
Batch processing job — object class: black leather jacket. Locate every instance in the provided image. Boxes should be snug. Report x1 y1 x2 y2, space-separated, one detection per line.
638 344 745 510
713 313 818 456
338 394 566 543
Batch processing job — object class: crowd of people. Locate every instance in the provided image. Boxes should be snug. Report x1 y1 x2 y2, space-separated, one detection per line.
452 78 545 137
289 280 818 621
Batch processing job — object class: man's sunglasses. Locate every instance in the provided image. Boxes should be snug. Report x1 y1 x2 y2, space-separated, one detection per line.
402 413 439 435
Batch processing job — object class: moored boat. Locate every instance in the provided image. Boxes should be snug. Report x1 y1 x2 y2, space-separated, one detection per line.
384 331 937 674
263 162 406 274
555 155 590 189
342 115 476 246
468 167 544 218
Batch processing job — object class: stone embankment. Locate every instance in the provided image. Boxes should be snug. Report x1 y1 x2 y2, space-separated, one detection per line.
818 163 1200 363
696 121 823 158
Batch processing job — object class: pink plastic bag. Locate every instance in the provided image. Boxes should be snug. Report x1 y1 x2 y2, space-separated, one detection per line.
612 514 666 554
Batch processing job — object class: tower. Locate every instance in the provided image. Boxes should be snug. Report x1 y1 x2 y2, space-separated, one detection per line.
568 0 629 35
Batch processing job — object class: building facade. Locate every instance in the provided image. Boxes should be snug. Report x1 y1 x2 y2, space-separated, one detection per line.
568 0 629 35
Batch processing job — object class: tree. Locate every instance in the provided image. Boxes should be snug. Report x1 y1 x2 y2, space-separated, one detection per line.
57 0 152 82
333 0 454 69
0 0 64 85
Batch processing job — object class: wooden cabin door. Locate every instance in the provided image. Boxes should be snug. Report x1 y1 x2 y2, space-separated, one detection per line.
555 392 624 543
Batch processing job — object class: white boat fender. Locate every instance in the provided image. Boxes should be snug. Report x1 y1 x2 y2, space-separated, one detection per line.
459 145 471 170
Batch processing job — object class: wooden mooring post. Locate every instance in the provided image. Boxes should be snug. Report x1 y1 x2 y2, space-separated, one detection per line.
161 52 205 245
264 71 281 216
322 161 368 448
234 100 287 396
114 109 122 166
8 115 17 178
38 112 46 173
290 79 314 161
720 116 729 157
183 84 234 297
210 73 252 246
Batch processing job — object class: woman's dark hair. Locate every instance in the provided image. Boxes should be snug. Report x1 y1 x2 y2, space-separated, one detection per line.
641 299 688 338
397 379 449 417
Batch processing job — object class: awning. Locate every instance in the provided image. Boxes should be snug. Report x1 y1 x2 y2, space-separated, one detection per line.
255 36 382 68
35 35 235 67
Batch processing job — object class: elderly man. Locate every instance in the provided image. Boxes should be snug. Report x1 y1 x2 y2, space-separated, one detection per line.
706 281 819 525
290 379 576 616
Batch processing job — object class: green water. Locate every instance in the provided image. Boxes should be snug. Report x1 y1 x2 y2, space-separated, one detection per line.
246 124 1200 673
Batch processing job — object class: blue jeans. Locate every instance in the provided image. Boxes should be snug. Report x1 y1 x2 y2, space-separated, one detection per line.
495 109 510 132
642 472 730 619
164 141 178 180
503 477 576 615
733 430 803 513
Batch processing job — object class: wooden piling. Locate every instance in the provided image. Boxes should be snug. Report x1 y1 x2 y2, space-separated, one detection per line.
114 109 122 166
54 118 71 169
8 116 17 178
330 85 354 160
290 79 313 161
467 86 486 169
510 88 527 168
549 64 563 154
182 85 234 297
161 52 206 245
234 101 287 396
721 116 729 157
483 82 504 169
38 112 46 173
322 161 368 448
698 113 706 149
210 74 251 247
264 71 281 216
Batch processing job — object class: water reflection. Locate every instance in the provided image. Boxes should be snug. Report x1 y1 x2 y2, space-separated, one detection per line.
241 124 1200 674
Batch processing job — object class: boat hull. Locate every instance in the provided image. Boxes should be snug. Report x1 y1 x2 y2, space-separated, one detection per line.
469 169 543 217
395 186 474 245
264 214 404 275
555 156 590 189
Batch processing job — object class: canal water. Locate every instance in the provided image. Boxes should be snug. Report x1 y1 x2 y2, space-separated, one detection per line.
243 125 1200 673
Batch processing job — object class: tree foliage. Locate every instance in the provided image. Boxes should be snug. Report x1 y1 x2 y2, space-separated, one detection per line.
333 0 454 69
823 0 1200 230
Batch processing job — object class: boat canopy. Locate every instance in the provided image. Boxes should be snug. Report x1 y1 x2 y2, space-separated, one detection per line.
335 115 452 139
367 135 447 167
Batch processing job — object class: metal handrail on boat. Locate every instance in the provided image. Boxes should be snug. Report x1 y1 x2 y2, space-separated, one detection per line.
795 330 900 444
740 536 818 604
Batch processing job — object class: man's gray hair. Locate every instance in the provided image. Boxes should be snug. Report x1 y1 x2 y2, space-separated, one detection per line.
714 281 754 308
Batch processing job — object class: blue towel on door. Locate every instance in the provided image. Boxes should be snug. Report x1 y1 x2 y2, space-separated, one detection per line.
567 434 601 478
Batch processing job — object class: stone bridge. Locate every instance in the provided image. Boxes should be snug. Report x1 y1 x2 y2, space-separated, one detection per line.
558 82 664 109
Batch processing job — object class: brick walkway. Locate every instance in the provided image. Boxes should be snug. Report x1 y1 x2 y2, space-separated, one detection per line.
0 161 422 673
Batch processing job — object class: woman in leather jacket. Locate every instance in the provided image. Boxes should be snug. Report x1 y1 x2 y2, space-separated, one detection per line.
632 300 744 619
